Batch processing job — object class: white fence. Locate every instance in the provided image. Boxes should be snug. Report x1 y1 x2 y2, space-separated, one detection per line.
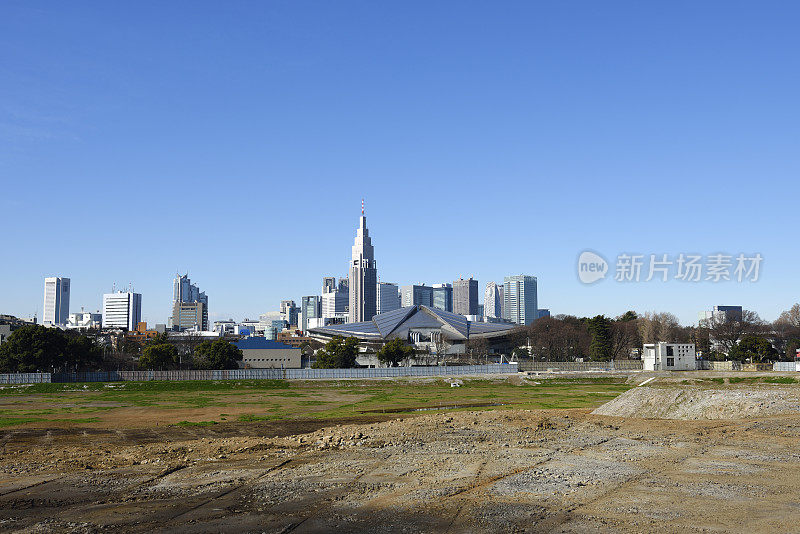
0 364 518 384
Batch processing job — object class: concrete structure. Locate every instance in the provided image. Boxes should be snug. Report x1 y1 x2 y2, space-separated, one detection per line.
309 305 516 357
453 278 478 316
172 274 208 331
432 283 453 312
67 310 102 329
0 325 11 345
642 342 696 371
377 282 401 314
43 277 70 326
484 282 503 319
348 207 378 323
401 284 433 308
300 296 322 333
102 291 142 331
503 275 538 325
234 338 301 369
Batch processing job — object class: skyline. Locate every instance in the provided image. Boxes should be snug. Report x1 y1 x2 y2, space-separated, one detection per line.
2 2 798 325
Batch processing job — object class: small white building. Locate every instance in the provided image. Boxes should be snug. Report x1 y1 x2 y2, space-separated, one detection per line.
642 342 696 371
234 338 301 369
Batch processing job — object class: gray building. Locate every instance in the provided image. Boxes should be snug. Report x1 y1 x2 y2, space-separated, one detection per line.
377 282 401 314
43 276 70 326
503 275 538 325
401 284 433 308
301 295 321 333
103 291 142 331
348 209 378 322
453 278 478 316
322 277 336 294
484 281 503 319
235 338 301 369
172 274 208 330
280 300 299 327
432 283 453 312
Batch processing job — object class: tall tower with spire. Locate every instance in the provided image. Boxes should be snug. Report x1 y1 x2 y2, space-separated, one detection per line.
348 199 378 322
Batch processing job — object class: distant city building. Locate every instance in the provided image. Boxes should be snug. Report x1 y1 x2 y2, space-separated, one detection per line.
322 277 337 294
503 275 538 325
642 343 696 371
401 284 433 307
453 278 478 316
67 310 102 330
280 300 299 327
484 282 504 319
322 287 349 321
698 305 743 325
43 277 70 325
172 273 208 331
432 283 453 312
348 207 378 322
0 324 10 345
377 282 401 314
537 309 551 320
102 291 142 330
477 304 484 317
300 296 322 333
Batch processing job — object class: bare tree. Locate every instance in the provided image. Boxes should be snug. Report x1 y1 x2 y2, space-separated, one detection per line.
638 312 682 344
706 309 764 355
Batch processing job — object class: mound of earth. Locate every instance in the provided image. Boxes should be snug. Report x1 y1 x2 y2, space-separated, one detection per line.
592 386 800 420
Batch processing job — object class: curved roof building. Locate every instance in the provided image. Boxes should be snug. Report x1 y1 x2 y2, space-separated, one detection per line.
308 305 517 348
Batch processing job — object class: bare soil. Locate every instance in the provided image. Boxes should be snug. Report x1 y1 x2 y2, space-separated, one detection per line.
2 386 800 533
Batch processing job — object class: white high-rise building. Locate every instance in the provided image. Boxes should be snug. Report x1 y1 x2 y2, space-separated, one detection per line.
484 282 504 319
102 291 142 330
348 204 378 322
43 277 70 325
503 275 538 325
377 282 401 314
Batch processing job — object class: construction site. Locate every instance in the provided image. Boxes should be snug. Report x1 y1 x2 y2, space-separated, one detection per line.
1 372 799 533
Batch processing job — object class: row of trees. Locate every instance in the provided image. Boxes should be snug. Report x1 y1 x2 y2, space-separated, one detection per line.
0 326 244 372
508 304 800 363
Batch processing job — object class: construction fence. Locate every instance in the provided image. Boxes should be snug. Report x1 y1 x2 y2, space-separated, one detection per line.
516 360 643 372
0 363 519 384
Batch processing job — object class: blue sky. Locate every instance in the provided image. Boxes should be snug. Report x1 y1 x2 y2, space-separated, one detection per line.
1 1 798 326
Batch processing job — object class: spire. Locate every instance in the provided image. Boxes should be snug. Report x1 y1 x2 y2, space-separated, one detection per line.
361 197 364 215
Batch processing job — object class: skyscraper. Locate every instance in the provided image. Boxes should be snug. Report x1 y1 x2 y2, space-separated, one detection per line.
348 204 377 322
401 284 433 307
453 277 478 316
322 277 336 294
301 295 321 333
503 275 538 325
172 273 208 331
377 282 401 314
280 300 299 326
103 291 142 330
43 277 70 325
432 283 453 312
484 281 504 319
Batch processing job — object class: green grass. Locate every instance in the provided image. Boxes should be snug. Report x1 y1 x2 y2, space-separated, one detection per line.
175 420 218 427
0 376 632 428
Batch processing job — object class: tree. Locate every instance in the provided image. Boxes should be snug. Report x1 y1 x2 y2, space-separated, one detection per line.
512 346 530 360
705 310 764 355
465 337 489 364
638 312 682 344
729 335 777 363
777 304 800 329
193 339 242 370
586 315 612 361
376 338 415 367
139 343 179 370
785 339 800 362
610 312 641 360
64 333 103 371
0 325 67 372
312 336 359 368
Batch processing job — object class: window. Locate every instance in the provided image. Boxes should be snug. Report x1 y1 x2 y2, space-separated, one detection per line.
666 357 675 367
666 346 674 357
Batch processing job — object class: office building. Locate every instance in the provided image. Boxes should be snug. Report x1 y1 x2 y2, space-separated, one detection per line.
322 287 349 321
301 296 322 333
67 310 102 330
484 282 503 319
432 283 453 312
537 309 551 320
348 206 378 323
103 291 142 330
377 282 401 314
401 284 433 307
503 275 538 325
453 277 478 316
280 300 299 327
322 277 336 294
43 277 70 325
172 274 208 331
698 305 743 326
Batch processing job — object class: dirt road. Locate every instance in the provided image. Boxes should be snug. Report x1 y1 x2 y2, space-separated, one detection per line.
2 401 800 533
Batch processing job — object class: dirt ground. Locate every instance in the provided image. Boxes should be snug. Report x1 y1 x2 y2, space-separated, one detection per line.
2 380 800 533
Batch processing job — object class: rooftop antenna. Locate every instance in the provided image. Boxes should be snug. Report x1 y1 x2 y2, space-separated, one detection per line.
361 198 364 215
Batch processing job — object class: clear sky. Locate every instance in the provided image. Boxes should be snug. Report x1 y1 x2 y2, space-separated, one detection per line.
1 1 798 326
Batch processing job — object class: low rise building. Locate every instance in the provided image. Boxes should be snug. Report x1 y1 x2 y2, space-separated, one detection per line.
234 338 302 369
642 343 696 371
